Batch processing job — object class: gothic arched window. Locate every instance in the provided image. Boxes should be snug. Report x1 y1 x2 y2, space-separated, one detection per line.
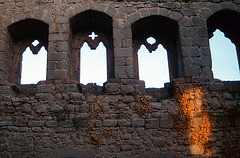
7 19 49 84
208 10 240 81
132 16 183 87
70 10 114 86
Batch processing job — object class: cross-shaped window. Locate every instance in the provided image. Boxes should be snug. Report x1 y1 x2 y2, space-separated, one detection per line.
89 32 98 40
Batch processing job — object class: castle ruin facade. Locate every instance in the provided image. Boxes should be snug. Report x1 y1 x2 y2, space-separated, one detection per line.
0 0 240 157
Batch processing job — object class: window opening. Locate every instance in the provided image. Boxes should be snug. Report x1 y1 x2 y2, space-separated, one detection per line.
32 40 40 46
138 37 170 88
80 41 107 86
20 40 47 84
89 32 98 40
146 37 156 45
209 29 240 80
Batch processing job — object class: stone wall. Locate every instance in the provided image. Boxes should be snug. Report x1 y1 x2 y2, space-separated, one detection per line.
0 0 240 157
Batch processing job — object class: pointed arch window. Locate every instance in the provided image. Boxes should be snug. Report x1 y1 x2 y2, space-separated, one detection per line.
21 40 47 84
208 10 240 81
70 10 114 86
132 15 183 88
7 19 49 84
138 37 170 88
209 29 240 80
80 34 107 86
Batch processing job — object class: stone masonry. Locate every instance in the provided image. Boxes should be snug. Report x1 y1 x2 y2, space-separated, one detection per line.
0 0 240 158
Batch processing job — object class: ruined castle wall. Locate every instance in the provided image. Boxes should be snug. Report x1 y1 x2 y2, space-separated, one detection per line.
0 0 240 157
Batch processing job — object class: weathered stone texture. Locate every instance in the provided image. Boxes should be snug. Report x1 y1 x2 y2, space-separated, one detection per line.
0 0 239 158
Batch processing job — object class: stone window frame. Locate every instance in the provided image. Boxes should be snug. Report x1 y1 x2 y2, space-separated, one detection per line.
69 10 114 83
132 15 184 82
207 9 240 73
7 18 49 84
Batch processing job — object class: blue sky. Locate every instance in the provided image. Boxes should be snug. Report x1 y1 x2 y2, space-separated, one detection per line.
209 29 240 81
20 40 47 84
20 30 240 87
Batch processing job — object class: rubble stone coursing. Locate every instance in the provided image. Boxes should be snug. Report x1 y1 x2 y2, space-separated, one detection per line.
0 0 240 157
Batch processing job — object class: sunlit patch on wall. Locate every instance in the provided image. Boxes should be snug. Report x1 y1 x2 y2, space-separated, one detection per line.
175 85 215 156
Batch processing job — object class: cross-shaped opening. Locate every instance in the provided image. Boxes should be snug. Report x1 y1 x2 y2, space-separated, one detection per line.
89 32 98 40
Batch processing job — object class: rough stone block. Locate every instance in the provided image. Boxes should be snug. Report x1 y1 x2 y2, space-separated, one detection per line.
46 121 58 127
56 16 68 24
123 39 132 48
145 118 159 129
139 8 150 18
65 84 77 92
115 66 134 79
89 120 102 127
190 26 208 37
122 95 135 103
48 52 69 61
150 102 163 110
159 152 174 158
0 121 13 126
48 70 68 80
49 34 68 42
169 11 183 21
201 47 211 57
182 47 200 58
179 17 190 27
183 58 193 67
209 98 221 110
73 118 88 128
0 86 12 95
7 126 20 132
184 66 201 77
192 37 209 47
132 118 145 127
202 67 213 77
135 83 145 94
115 152 131 158
106 7 116 17
121 134 132 140
192 16 205 25
103 119 117 127
179 27 189 37
118 119 131 127
158 8 169 16
115 57 126 66
121 28 132 39
121 85 134 95
67 0 79 3
37 85 54 93
28 121 45 127
152 138 165 147
49 104 63 112
193 57 211 67
127 12 140 23
208 82 225 91
181 37 192 47
114 48 133 57
56 42 69 52
104 83 119 94
160 117 173 128
47 148 95 158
